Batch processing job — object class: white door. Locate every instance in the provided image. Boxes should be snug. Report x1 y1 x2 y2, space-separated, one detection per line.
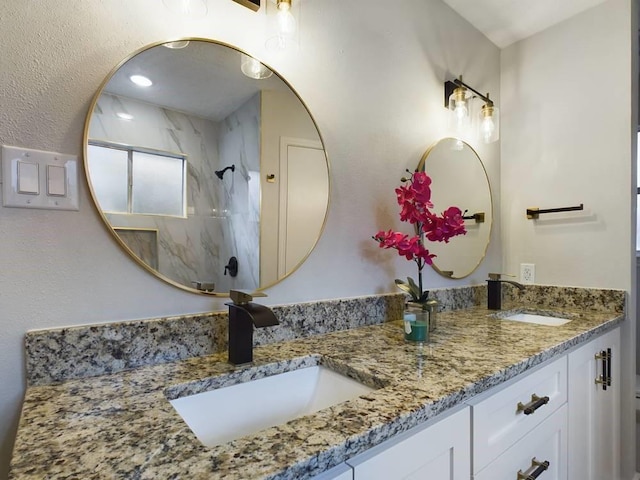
567 327 620 480
278 137 328 277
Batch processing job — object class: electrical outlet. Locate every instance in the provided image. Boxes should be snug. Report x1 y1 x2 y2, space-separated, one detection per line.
520 263 535 284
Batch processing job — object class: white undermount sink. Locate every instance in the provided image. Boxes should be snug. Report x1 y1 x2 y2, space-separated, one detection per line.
169 365 375 447
493 309 574 327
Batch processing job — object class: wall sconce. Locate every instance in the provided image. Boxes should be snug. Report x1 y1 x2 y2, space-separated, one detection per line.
240 53 273 79
266 0 299 51
444 76 500 144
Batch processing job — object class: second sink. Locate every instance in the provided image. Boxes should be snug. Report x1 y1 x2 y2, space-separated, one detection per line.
491 309 575 327
169 363 376 447
502 312 572 326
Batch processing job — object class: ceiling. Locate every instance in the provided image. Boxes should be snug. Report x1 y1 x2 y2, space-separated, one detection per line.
440 0 609 48
105 41 289 121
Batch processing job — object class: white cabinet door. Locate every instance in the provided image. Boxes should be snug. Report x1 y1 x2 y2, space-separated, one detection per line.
474 404 567 480
568 327 620 480
347 406 470 480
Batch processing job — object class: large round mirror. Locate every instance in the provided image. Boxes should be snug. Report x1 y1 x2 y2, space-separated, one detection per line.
84 39 329 294
417 138 492 278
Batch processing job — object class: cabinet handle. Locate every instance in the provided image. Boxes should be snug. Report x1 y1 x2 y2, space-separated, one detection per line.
517 457 550 480
606 348 612 387
595 350 611 391
517 394 550 415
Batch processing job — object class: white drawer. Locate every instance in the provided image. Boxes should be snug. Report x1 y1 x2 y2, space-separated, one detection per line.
470 356 567 473
474 403 567 480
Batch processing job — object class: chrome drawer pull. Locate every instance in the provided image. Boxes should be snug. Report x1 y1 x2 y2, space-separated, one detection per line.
517 457 550 480
517 394 550 415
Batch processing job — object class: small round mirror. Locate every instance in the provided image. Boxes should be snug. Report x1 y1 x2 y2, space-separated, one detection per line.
417 138 492 278
84 39 329 294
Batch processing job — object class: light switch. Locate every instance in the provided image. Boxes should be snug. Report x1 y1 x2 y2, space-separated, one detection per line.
17 161 39 194
47 164 66 196
2 145 79 210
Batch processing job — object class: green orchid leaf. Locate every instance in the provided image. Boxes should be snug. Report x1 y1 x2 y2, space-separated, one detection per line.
394 279 411 293
396 278 420 301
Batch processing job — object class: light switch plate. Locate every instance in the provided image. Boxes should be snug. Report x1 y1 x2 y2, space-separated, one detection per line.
2 145 79 211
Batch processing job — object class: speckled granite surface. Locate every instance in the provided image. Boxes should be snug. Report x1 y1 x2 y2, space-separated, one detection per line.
11 296 624 480
25 293 407 386
24 285 623 387
25 286 493 387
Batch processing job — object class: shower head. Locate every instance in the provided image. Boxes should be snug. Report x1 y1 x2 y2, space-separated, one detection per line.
215 164 235 180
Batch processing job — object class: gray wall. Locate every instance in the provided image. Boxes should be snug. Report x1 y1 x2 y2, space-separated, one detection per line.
4 0 634 477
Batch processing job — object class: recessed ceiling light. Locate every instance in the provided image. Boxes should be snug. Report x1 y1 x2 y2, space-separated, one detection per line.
130 75 152 87
116 112 134 120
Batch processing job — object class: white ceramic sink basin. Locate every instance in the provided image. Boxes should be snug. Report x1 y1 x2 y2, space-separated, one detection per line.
502 312 572 326
494 309 574 326
170 365 375 447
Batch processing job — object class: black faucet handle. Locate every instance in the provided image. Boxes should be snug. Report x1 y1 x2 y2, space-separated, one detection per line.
229 289 267 305
488 273 516 281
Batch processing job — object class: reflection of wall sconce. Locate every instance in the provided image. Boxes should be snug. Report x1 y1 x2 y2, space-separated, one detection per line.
444 76 500 144
163 40 191 50
240 54 273 79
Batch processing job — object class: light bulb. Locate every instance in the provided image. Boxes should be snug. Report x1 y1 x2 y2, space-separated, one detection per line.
448 86 470 132
454 101 468 126
481 116 495 142
276 0 296 36
478 102 499 143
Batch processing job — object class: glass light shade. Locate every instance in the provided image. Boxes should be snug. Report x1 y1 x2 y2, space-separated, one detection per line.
478 103 500 144
266 0 297 51
448 86 470 132
276 0 296 36
240 54 273 80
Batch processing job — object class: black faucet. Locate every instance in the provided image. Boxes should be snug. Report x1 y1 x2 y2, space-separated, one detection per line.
226 290 279 365
487 273 525 310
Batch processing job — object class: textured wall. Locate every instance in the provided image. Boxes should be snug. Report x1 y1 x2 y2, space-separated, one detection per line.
501 0 636 475
0 0 501 477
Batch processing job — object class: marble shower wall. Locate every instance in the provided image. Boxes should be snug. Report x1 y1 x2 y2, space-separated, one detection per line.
88 93 260 291
216 93 261 291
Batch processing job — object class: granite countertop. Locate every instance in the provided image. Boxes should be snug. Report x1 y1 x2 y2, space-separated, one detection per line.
10 303 623 480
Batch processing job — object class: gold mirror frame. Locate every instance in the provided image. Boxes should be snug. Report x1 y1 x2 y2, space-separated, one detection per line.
417 138 492 279
83 38 330 295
